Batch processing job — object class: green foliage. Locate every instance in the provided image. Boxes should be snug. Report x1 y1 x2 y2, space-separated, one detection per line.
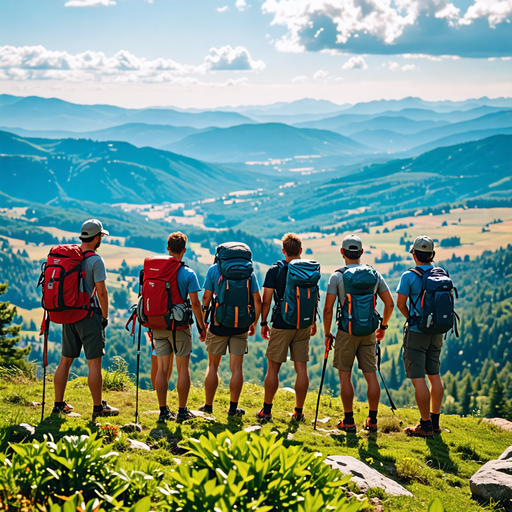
102 357 134 392
396 457 428 484
428 498 445 512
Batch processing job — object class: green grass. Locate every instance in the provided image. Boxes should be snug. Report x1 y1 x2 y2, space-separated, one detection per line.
0 374 510 512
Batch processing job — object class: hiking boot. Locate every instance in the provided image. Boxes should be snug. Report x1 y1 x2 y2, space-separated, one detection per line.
433 427 442 435
92 401 119 418
177 408 195 423
291 411 306 423
198 404 213 414
404 423 434 438
228 407 245 417
255 408 272 422
52 402 74 414
363 417 378 433
337 419 357 433
158 407 177 423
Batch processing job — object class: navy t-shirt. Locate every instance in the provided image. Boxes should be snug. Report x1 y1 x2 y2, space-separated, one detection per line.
263 260 296 330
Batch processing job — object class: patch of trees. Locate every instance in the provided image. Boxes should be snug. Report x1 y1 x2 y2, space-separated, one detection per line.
440 236 461 247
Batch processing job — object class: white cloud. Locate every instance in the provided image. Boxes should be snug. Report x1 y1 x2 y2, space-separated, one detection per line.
0 45 263 84
235 0 247 11
402 53 460 61
335 76 344 81
342 56 368 70
388 61 400 70
217 5 229 12
401 64 419 71
313 69 329 80
204 45 265 71
460 0 512 27
292 75 308 83
64 0 115 6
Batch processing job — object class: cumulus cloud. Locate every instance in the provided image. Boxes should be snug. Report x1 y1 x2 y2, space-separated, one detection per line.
313 69 330 80
292 75 308 82
65 0 115 6
0 45 263 84
401 63 419 71
204 45 265 71
261 0 512 57
388 61 400 70
217 5 229 12
235 0 247 10
342 56 368 69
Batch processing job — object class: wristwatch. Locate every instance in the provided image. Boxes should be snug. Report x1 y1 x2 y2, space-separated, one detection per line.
201 305 209 313
379 323 388 330
260 321 268 327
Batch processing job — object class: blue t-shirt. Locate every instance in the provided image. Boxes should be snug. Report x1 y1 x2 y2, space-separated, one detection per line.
396 264 433 333
203 263 260 335
176 264 201 300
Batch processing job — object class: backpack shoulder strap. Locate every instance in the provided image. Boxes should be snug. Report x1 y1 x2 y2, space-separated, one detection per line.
82 250 96 259
335 267 348 274
408 267 424 278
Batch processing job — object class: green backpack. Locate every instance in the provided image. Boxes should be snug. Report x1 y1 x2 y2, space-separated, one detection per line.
336 266 380 337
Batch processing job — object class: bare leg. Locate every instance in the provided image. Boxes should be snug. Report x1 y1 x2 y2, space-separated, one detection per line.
150 354 158 390
294 361 309 409
156 354 173 408
264 360 281 404
176 355 191 409
229 353 244 403
205 354 222 405
411 378 431 421
363 372 381 412
87 356 103 406
339 370 354 413
54 356 74 402
427 374 444 414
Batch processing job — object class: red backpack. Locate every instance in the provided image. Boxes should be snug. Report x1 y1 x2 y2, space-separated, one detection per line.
38 245 96 324
136 256 191 332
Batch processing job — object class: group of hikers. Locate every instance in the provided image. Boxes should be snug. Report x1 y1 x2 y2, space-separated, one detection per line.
40 219 458 439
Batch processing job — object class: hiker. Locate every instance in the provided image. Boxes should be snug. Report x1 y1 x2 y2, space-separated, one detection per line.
256 233 320 422
146 232 206 423
200 242 261 417
52 219 119 417
323 235 394 432
397 236 456 437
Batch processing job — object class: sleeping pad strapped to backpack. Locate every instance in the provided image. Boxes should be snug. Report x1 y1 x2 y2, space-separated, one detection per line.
336 265 380 337
213 242 255 329
274 259 321 329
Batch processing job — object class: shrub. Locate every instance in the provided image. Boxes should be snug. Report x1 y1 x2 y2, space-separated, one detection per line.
396 457 427 484
102 356 134 391
379 417 401 433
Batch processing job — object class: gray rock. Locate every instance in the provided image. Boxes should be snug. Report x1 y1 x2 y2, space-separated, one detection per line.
67 412 82 418
121 423 142 433
15 423 35 436
313 417 331 424
128 439 151 451
324 455 413 497
470 459 512 501
189 410 215 421
149 428 166 440
287 433 294 440
244 425 262 433
482 418 512 432
29 401 42 407
282 387 296 394
499 446 512 461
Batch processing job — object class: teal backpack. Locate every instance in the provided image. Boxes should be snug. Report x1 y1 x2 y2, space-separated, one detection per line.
275 259 321 329
213 242 255 329
336 266 380 336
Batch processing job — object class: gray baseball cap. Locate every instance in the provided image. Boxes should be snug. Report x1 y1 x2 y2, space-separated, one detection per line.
79 219 109 240
342 234 363 251
410 235 434 253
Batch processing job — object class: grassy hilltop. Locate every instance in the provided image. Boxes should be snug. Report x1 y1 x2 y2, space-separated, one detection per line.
1 369 511 512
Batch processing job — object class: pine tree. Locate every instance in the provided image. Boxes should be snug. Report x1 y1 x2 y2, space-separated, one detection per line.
485 377 506 418
460 376 472 416
397 354 406 385
389 357 398 389
381 347 389 363
0 282 31 369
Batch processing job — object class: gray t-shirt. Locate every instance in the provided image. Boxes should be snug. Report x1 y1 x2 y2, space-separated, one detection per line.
326 264 389 303
82 253 108 298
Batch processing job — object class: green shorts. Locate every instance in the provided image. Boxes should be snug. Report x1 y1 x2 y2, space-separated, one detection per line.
62 311 105 360
402 327 443 379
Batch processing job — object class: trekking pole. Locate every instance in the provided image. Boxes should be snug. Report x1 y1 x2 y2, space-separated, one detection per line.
40 315 49 423
135 319 141 424
376 343 397 416
314 334 334 430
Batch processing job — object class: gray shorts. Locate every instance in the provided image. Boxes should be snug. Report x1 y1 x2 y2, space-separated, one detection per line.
205 329 248 356
152 327 192 357
62 311 105 360
403 327 443 379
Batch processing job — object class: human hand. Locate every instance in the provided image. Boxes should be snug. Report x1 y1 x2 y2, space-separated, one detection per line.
261 325 270 340
376 328 385 341
101 317 109 329
311 323 317 336
248 323 256 337
199 324 208 342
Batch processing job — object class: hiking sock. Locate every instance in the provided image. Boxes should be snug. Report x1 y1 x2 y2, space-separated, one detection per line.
54 401 65 408
420 419 433 432
93 404 103 413
159 406 168 414
295 407 303 415
229 401 238 414
344 412 354 424
369 410 378 424
263 402 273 415
203 404 213 414
178 407 187 414
430 412 440 430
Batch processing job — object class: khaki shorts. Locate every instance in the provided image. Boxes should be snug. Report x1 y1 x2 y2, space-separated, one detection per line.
403 327 443 379
205 329 248 356
266 327 311 363
333 330 377 373
62 311 105 360
152 327 192 357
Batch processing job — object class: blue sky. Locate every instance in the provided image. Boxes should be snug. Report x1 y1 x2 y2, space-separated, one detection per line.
0 0 511 108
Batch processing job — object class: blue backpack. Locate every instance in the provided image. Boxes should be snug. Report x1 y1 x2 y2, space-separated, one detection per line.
213 242 255 329
274 259 321 329
409 266 459 336
336 266 380 337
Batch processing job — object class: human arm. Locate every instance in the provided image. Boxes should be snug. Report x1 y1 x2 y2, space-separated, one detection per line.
95 280 109 320
260 287 274 340
189 291 205 332
323 292 337 340
249 290 262 336
397 293 409 319
376 289 395 341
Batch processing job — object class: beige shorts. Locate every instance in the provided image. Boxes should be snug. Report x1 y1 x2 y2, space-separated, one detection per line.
266 327 311 363
152 327 192 358
333 330 377 373
205 329 248 356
